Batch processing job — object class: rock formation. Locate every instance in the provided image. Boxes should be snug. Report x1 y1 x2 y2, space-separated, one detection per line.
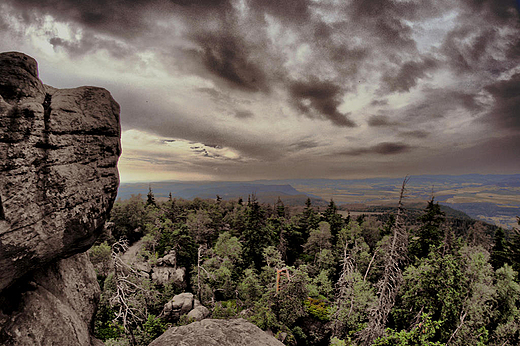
159 292 210 322
0 253 104 346
149 318 285 346
0 52 121 345
151 249 185 287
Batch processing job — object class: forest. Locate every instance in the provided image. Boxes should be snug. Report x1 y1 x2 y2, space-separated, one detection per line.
89 183 520 346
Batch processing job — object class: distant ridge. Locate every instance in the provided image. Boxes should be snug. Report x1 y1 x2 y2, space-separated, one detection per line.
117 181 326 206
118 174 520 228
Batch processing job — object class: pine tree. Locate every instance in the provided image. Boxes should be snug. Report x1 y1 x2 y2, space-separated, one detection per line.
323 199 344 240
490 228 510 270
146 185 156 207
410 197 445 260
275 197 285 218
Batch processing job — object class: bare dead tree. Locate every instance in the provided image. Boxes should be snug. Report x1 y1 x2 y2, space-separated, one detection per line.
197 244 206 301
358 176 410 345
110 240 149 345
331 237 360 338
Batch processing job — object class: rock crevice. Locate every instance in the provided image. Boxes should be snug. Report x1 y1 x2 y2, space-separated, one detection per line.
0 51 121 346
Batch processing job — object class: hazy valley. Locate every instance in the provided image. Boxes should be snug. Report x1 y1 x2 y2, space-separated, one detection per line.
119 174 520 229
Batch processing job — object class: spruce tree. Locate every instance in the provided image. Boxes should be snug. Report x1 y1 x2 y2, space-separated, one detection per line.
146 185 156 207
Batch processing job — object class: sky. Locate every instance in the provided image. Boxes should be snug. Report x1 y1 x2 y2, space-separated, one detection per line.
1 0 519 182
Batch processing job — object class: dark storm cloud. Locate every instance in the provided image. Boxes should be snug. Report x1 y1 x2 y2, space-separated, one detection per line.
288 139 320 152
382 57 438 93
289 79 356 127
3 0 156 38
403 89 481 120
367 115 398 127
193 33 269 92
338 142 412 156
49 34 133 59
398 130 431 139
482 73 520 129
461 0 519 22
250 0 312 23
349 0 418 51
234 110 254 119
441 27 505 75
371 99 389 107
169 0 229 8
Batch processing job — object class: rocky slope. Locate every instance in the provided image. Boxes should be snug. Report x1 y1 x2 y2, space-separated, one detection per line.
0 52 121 345
149 319 285 346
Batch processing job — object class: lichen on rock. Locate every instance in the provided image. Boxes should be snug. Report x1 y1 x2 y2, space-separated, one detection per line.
0 51 121 346
0 51 121 292
149 318 285 346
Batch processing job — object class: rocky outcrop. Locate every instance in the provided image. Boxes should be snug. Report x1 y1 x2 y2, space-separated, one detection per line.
0 52 120 292
121 242 186 288
0 52 121 345
149 318 285 346
152 250 185 287
152 266 186 286
159 292 210 322
0 253 103 345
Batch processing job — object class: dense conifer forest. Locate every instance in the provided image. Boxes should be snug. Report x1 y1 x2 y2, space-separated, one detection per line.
89 185 520 346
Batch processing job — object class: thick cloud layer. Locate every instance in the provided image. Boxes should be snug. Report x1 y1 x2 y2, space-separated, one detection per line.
1 0 519 181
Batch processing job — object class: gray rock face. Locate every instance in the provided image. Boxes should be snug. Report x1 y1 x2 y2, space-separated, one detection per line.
0 51 121 291
160 292 198 321
152 266 185 286
0 253 103 345
149 318 285 346
0 51 121 345
187 305 210 321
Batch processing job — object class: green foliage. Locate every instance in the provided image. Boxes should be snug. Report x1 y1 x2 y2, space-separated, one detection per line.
323 199 344 239
128 314 171 345
329 337 349 346
110 195 148 243
409 198 446 260
304 222 332 263
146 186 156 207
247 293 279 330
96 320 125 341
373 314 445 346
212 300 241 319
214 231 242 261
99 194 520 346
332 270 376 340
490 264 520 345
237 268 263 306
104 338 130 346
89 241 112 279
243 196 272 269
176 314 196 327
263 245 285 269
490 228 510 270
274 268 309 326
304 297 331 322
395 251 467 341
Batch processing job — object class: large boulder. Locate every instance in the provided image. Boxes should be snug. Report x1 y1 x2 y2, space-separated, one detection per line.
0 51 121 291
0 253 103 345
160 292 197 321
151 266 185 286
0 51 121 345
149 318 285 346
187 305 210 321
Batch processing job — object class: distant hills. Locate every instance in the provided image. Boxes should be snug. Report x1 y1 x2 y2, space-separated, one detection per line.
117 181 326 206
118 174 520 228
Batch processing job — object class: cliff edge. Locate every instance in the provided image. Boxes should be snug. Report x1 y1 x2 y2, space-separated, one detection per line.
0 52 121 345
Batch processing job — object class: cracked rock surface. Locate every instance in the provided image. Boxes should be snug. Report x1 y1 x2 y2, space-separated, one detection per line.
149 318 285 346
0 51 120 345
0 51 121 292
